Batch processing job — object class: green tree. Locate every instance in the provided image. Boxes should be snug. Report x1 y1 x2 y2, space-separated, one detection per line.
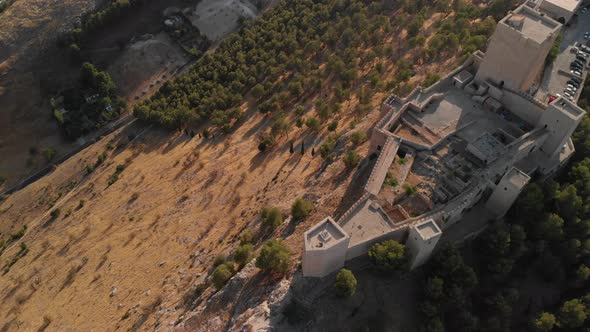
334 269 357 297
368 240 409 272
291 197 313 221
271 116 291 137
305 117 321 132
577 264 590 282
212 262 235 289
343 150 362 169
256 239 291 274
328 120 338 132
559 298 587 329
533 312 556 332
536 213 564 242
213 254 226 267
261 207 283 230
251 83 265 99
425 276 444 301
233 244 253 267
512 184 545 223
319 136 337 160
240 230 254 245
556 184 582 223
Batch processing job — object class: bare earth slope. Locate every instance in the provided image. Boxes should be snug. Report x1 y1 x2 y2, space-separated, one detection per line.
0 104 379 330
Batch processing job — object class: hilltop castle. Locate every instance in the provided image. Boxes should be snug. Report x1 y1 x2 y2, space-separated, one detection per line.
302 3 587 278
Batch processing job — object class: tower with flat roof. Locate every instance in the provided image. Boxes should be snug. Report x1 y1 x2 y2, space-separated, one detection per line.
302 217 350 277
539 0 582 23
537 96 586 158
486 167 531 217
406 219 442 270
475 4 561 93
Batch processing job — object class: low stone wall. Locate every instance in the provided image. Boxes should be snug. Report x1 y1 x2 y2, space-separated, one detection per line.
365 137 400 195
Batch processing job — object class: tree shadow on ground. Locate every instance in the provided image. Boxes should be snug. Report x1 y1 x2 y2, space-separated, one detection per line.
332 156 375 220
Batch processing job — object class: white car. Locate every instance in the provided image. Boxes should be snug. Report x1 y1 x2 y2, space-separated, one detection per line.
567 84 578 91
571 69 583 76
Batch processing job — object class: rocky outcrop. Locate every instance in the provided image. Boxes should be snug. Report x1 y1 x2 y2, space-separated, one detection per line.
174 260 293 332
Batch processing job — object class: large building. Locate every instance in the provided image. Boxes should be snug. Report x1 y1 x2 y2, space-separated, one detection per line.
302 4 587 278
475 4 561 93
537 0 583 23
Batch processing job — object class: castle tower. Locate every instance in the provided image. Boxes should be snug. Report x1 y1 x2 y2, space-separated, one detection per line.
475 4 561 93
537 97 585 158
406 219 442 270
486 167 530 218
302 217 350 278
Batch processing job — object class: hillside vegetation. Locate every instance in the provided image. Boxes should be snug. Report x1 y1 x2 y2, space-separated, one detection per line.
134 0 509 135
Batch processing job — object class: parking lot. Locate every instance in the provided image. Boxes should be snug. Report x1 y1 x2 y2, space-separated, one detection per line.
536 5 590 103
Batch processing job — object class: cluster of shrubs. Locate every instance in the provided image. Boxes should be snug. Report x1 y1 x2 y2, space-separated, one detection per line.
211 238 291 290
52 63 124 139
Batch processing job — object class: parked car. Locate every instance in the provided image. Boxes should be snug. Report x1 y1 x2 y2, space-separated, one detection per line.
567 84 578 91
585 32 590 40
576 55 588 63
571 76 582 84
568 79 580 87
579 52 589 59
571 69 583 76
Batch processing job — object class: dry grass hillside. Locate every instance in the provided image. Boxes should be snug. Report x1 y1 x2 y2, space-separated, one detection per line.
0 1 499 330
0 104 381 330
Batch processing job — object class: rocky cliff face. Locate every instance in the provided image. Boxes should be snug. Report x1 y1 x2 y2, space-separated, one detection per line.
171 260 294 332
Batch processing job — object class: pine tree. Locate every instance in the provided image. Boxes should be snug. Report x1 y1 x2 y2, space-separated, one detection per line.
311 147 315 156
301 141 305 155
289 141 294 154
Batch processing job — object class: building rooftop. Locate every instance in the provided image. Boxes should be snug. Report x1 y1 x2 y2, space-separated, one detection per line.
455 70 474 84
506 167 531 188
413 219 442 240
551 96 586 119
542 0 581 12
340 199 396 246
305 217 349 250
391 87 529 149
467 132 505 164
501 5 560 44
